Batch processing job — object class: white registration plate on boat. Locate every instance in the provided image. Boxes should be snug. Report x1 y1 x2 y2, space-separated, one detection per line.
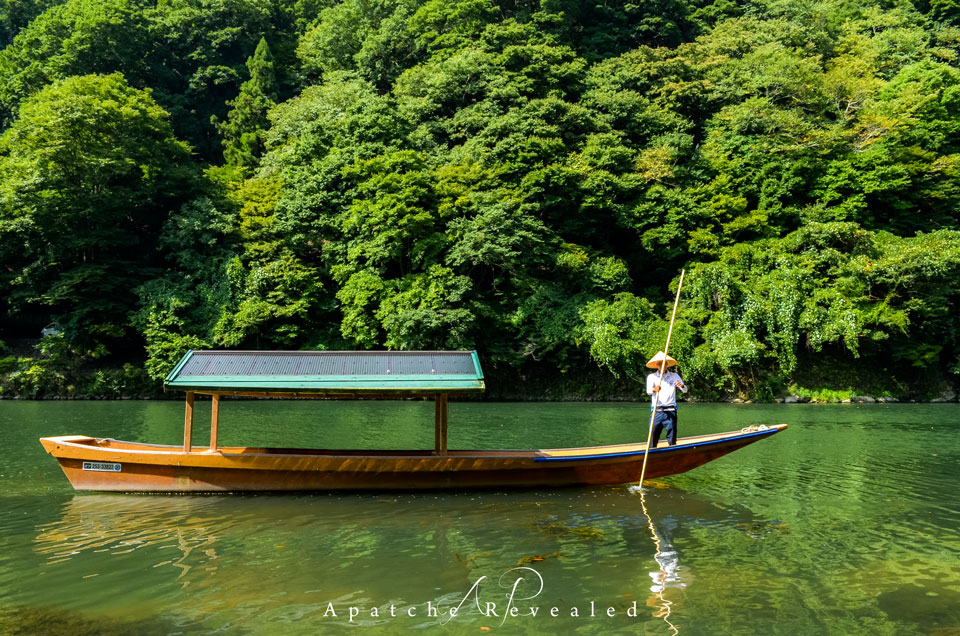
82 461 121 472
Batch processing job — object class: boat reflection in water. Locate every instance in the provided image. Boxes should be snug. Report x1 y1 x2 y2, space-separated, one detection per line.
35 495 227 585
33 484 782 633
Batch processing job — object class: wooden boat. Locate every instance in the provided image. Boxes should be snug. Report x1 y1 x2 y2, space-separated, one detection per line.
40 350 787 492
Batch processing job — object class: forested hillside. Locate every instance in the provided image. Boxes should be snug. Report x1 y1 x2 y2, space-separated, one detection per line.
1 0 959 400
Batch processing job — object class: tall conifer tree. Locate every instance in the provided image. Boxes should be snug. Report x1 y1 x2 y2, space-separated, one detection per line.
216 37 277 172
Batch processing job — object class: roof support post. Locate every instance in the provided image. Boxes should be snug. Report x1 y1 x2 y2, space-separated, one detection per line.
183 391 194 452
441 393 448 455
209 393 220 452
434 393 448 455
434 394 442 455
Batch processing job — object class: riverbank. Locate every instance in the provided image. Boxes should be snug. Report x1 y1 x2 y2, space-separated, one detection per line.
0 341 161 400
2 338 956 402
2 362 955 403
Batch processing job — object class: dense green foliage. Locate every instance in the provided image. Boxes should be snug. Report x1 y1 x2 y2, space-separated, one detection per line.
1 0 959 399
0 73 197 349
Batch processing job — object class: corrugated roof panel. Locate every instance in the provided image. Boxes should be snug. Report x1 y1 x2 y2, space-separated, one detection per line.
434 355 476 375
165 350 484 394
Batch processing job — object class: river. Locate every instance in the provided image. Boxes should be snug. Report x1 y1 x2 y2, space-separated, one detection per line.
1 400 958 635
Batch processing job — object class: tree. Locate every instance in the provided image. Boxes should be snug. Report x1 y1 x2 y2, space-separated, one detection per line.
0 0 151 128
0 0 295 159
215 37 279 173
0 73 196 347
0 0 66 49
144 0 288 160
681 223 960 397
134 195 238 378
297 0 423 88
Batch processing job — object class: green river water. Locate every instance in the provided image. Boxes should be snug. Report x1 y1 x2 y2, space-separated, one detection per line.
1 400 958 635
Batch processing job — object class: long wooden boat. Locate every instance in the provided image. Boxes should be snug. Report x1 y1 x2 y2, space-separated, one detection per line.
40 350 786 492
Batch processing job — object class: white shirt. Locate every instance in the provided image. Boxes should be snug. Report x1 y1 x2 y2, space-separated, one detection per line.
646 370 688 408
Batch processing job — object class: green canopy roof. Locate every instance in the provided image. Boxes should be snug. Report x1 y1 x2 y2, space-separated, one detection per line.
164 350 485 395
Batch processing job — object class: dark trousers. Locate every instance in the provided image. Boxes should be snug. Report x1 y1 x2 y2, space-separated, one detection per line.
651 409 678 447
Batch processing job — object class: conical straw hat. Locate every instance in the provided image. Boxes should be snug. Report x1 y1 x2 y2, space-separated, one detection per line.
645 351 678 369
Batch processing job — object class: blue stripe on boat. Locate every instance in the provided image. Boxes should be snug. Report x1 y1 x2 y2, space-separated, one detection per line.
533 428 777 462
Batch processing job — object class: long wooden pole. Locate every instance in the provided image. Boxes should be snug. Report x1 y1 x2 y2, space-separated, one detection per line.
638 269 685 487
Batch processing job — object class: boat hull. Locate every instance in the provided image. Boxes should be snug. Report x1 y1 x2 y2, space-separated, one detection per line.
40 425 786 492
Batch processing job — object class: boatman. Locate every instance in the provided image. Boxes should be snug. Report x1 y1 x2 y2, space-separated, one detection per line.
646 351 688 447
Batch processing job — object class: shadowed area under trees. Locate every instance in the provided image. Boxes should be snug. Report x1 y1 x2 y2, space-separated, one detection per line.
1 0 959 400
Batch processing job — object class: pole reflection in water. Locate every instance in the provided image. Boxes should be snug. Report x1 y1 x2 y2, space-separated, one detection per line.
633 483 688 635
